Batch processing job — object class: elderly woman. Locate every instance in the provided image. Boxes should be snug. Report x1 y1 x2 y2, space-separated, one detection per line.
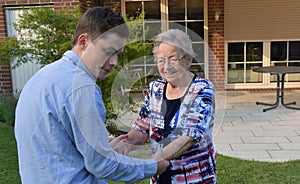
116 29 216 183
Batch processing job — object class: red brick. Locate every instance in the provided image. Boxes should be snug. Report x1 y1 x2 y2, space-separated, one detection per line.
0 0 226 92
208 0 225 90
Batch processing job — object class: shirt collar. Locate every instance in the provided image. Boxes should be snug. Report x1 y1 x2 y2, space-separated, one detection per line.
63 50 96 81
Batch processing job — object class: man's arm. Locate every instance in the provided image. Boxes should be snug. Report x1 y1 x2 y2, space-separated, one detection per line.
69 86 161 182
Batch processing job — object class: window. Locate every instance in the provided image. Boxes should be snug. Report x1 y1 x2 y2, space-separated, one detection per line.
168 0 205 77
227 42 263 84
289 41 300 61
122 0 205 81
271 41 300 82
227 41 300 86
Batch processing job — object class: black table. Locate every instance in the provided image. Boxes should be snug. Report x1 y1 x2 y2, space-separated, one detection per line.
252 66 300 112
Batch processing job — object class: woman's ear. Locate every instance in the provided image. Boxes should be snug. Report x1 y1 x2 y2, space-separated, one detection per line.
186 56 193 69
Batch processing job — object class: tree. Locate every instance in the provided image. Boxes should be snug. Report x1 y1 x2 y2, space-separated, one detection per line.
0 5 155 132
6 6 81 67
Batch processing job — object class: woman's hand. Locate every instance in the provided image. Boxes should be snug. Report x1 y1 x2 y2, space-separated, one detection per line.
152 148 170 175
110 134 131 155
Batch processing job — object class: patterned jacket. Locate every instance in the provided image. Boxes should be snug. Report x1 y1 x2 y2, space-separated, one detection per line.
133 75 217 184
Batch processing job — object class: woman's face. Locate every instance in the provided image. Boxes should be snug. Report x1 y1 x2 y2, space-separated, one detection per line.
156 42 191 84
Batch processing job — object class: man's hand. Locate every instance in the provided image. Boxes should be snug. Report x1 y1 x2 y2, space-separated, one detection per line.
152 149 170 175
110 134 130 155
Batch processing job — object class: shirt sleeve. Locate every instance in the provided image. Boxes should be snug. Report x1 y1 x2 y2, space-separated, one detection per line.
181 80 215 143
65 84 157 183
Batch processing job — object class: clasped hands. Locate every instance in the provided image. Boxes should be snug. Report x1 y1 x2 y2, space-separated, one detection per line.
110 134 169 175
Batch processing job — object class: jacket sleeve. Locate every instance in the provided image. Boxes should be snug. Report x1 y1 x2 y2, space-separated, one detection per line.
132 82 153 134
181 79 215 143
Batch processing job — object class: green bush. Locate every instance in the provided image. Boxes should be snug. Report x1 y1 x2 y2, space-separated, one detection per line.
106 121 119 136
0 6 153 130
0 95 18 127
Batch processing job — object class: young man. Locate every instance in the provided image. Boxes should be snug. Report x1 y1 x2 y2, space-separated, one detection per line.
15 6 168 184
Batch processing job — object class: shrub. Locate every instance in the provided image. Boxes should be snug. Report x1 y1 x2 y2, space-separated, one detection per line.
105 121 119 137
0 95 18 127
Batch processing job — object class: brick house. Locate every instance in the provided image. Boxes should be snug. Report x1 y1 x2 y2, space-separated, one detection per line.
0 0 299 95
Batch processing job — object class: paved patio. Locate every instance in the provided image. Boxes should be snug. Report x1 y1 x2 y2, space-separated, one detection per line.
117 89 300 162
214 90 300 162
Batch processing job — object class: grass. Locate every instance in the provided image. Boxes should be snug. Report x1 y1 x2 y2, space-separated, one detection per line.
1 124 300 184
0 95 17 127
0 125 21 184
217 154 300 183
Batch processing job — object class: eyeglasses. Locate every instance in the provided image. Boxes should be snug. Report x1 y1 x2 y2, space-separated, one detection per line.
155 55 185 66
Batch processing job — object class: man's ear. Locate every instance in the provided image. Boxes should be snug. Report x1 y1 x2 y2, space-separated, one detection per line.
77 33 88 49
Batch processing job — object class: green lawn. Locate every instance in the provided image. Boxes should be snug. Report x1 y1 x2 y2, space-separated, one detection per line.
1 124 300 184
0 125 20 184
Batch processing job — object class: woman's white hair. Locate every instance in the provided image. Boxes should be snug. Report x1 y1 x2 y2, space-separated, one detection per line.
152 29 196 59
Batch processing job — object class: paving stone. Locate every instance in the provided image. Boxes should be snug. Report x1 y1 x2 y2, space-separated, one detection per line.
242 136 290 144
230 143 280 151
241 116 282 122
214 131 254 138
277 143 300 150
231 121 272 126
278 114 300 121
218 122 234 127
268 150 300 160
214 137 244 144
214 143 232 151
222 125 264 131
261 125 300 131
221 117 242 123
217 151 271 160
286 136 300 143
252 130 298 137
270 120 300 126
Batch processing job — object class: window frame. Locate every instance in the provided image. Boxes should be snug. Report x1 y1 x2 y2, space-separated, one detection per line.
226 40 300 89
121 0 208 79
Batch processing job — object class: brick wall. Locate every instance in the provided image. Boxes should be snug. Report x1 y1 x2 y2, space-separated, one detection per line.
208 0 225 91
103 0 120 11
0 65 12 94
0 0 226 94
0 0 80 95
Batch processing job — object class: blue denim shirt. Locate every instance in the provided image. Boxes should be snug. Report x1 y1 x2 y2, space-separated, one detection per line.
15 50 157 184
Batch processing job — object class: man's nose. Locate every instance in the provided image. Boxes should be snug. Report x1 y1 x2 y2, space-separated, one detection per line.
109 55 119 66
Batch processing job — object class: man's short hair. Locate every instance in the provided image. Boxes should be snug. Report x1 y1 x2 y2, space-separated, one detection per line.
73 6 129 46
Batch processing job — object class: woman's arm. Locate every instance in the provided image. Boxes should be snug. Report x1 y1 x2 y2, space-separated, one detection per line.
160 135 195 161
127 128 148 145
